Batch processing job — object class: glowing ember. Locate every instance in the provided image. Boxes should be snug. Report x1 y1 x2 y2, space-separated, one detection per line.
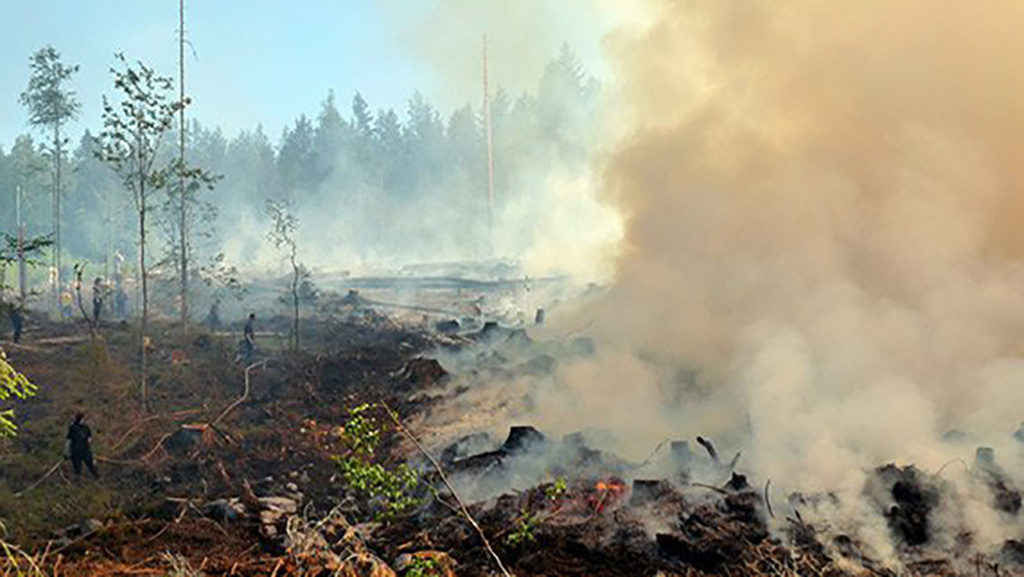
589 477 628 513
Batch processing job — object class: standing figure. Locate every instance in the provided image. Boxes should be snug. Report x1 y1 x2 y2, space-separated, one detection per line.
205 300 221 329
241 313 256 363
60 288 73 319
92 277 104 324
115 288 128 319
8 303 23 343
66 412 99 479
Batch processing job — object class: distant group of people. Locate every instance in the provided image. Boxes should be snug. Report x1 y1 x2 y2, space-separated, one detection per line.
57 310 260 485
58 274 128 324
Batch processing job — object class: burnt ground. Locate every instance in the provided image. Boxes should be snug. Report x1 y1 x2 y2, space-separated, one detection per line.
1 311 1023 576
0 312 436 575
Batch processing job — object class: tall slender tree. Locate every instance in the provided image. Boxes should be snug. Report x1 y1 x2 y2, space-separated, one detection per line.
178 0 189 330
96 53 184 412
265 198 303 352
19 46 80 316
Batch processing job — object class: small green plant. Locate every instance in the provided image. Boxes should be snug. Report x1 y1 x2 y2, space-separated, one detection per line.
0 349 37 438
342 404 381 457
336 403 421 521
545 477 567 501
505 511 538 549
404 556 441 577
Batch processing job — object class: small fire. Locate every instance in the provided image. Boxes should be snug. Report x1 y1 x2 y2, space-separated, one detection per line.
590 477 627 513
595 480 626 493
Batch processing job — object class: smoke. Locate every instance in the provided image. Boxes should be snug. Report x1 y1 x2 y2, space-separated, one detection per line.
213 0 632 284
380 0 632 109
425 0 1024 558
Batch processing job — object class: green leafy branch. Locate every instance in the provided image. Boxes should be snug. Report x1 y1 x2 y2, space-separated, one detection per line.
335 403 421 521
0 349 37 438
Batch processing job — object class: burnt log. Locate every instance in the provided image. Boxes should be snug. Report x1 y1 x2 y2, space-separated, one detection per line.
873 464 941 546
434 319 460 334
630 479 672 507
501 426 546 454
439 432 495 466
974 447 1022 515
695 436 718 462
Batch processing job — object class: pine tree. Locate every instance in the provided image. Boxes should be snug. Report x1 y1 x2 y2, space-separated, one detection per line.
19 46 80 316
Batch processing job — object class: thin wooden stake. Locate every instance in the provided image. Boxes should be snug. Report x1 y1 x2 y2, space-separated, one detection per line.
382 402 512 577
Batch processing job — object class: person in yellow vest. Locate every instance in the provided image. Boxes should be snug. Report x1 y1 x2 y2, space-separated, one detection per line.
60 288 73 319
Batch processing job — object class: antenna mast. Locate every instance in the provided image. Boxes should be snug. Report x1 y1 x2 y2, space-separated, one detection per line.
483 34 495 258
179 0 189 328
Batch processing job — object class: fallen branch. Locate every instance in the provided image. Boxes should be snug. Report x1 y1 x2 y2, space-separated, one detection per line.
213 360 267 428
96 431 174 465
691 482 729 496
381 402 512 577
13 459 64 498
633 438 670 470
696 436 719 462
106 408 203 452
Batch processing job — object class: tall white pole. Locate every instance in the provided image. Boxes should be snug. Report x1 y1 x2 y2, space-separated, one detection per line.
483 35 495 258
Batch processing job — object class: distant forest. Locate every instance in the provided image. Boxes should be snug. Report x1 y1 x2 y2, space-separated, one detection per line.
0 45 600 289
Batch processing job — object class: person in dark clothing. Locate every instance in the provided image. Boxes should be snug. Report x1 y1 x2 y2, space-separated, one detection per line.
241 313 256 362
66 412 99 479
205 300 221 329
8 304 23 343
92 277 104 324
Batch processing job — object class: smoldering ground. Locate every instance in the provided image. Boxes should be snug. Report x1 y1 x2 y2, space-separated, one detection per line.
421 0 1024 565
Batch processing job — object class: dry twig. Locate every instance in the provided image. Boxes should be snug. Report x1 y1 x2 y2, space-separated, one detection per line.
13 459 63 498
213 360 266 428
381 402 513 577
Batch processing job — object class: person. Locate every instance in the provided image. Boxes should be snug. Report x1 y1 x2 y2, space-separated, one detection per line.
60 288 73 319
66 412 99 479
205 300 221 329
241 313 256 362
115 288 128 319
8 303 23 343
92 277 104 324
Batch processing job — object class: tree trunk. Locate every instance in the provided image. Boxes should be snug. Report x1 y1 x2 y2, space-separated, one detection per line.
291 250 299 351
179 181 188 331
53 123 62 318
15 185 25 306
139 176 148 413
179 0 189 333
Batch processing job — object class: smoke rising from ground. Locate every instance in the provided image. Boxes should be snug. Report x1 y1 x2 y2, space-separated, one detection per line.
429 0 1024 557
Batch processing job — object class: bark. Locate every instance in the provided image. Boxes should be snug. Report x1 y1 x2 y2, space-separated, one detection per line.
291 248 299 351
138 146 149 413
178 0 189 333
53 122 62 317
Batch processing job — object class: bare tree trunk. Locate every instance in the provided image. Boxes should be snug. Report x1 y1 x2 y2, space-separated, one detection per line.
139 174 149 413
178 0 189 333
53 123 62 317
16 185 25 306
291 250 299 351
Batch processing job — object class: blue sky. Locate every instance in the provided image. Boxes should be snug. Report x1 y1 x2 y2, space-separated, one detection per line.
0 0 615 151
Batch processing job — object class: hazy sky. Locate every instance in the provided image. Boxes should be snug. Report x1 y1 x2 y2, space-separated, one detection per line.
0 0 617 151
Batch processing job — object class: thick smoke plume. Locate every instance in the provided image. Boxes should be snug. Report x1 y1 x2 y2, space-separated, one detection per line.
432 0 1024 556
587 0 1024 476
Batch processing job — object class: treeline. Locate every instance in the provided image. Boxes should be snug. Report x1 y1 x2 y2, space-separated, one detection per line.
0 44 600 289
